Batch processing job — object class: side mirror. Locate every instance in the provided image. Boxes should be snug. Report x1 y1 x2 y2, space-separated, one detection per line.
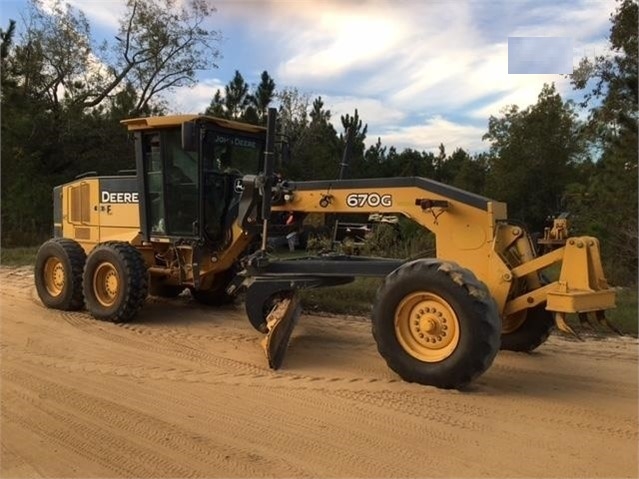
181 121 198 152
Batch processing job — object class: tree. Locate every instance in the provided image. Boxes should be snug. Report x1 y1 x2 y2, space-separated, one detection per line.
451 153 488 194
249 70 276 125
275 87 309 174
288 96 339 180
436 147 487 194
309 96 331 124
10 0 220 115
483 83 584 231
569 0 638 283
338 109 368 179
0 19 16 61
1 0 220 245
204 89 225 117
571 0 637 140
224 70 250 119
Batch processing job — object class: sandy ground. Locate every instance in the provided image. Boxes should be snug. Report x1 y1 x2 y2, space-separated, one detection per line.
1 265 637 478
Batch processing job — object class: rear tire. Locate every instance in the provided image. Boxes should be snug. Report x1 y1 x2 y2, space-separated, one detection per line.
372 260 501 389
34 238 86 311
500 305 554 352
83 242 148 322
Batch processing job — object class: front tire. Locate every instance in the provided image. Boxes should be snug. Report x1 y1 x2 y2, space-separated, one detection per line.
34 238 86 311
372 260 501 389
83 242 148 322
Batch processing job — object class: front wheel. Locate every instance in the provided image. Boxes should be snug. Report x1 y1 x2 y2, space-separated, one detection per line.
372 260 501 389
83 242 148 322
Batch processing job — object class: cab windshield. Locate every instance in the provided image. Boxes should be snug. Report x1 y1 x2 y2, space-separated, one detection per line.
201 129 264 245
202 131 262 174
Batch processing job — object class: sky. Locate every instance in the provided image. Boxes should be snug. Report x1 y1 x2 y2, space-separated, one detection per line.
0 0 617 153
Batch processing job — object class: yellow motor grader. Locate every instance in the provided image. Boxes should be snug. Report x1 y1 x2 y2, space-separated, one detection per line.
34 108 618 389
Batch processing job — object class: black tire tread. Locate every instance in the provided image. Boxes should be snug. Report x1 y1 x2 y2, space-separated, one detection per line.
500 305 554 352
83 241 148 323
34 238 86 311
372 259 501 389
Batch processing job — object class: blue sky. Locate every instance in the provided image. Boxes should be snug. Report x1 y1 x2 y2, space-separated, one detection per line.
0 0 616 153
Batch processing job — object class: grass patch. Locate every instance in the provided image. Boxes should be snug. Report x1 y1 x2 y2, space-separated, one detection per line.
300 277 382 316
0 246 39 266
604 287 638 336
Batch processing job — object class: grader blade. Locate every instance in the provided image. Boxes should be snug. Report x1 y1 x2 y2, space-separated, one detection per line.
260 294 302 369
596 310 624 336
554 312 583 341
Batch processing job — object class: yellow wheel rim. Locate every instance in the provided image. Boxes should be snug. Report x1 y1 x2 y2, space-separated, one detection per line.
502 310 527 334
43 257 65 297
394 292 460 362
93 262 120 307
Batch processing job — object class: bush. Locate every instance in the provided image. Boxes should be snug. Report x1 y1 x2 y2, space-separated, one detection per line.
361 220 435 259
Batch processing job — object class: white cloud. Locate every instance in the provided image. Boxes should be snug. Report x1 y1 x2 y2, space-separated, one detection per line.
322 95 406 129
278 10 407 81
38 0 618 152
162 78 226 114
40 0 124 29
468 75 574 120
231 1 612 120
372 116 487 153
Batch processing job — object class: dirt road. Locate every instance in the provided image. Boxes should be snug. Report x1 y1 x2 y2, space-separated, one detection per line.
1 265 637 478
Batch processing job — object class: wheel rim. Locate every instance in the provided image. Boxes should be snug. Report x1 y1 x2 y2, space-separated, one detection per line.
502 310 527 334
394 292 460 362
93 262 120 307
43 257 65 297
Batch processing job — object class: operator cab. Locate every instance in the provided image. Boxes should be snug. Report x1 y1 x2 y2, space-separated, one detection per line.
123 115 266 248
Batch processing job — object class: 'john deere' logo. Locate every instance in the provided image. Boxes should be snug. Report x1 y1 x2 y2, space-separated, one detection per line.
101 191 139 203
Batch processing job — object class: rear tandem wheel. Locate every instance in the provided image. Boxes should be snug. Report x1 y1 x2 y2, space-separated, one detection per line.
82 242 148 323
372 259 501 389
34 238 86 311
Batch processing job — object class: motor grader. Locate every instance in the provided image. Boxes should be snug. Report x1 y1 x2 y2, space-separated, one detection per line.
34 108 618 389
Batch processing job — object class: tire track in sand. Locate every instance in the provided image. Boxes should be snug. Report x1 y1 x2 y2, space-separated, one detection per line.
2 366 306 477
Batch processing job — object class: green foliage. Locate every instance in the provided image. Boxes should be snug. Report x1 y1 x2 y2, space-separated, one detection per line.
569 0 638 284
483 84 584 232
0 247 39 266
305 234 333 253
300 277 381 315
204 70 277 126
250 71 276 125
607 288 639 336
356 221 435 259
1 0 218 245
285 96 341 180
224 70 250 119
338 109 368 179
